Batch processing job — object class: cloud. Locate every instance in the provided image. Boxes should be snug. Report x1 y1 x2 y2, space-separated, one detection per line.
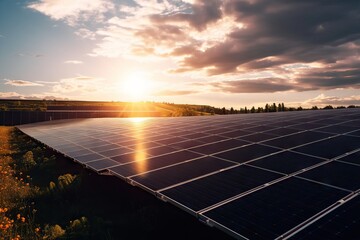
52 76 103 93
304 94 360 107
17 53 44 58
0 92 68 100
75 28 96 40
64 60 83 64
150 0 223 31
154 89 198 96
4 79 43 87
35 81 58 85
177 1 360 74
211 78 298 93
0 92 22 99
27 0 114 25
29 0 360 94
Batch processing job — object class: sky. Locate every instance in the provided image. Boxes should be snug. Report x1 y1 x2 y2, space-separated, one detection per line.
0 0 359 108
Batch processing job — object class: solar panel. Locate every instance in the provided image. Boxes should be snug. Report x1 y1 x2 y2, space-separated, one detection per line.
17 108 360 239
202 177 348 240
248 151 325 174
291 196 360 240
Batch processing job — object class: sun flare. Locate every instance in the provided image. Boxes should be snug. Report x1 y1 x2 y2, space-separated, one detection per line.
121 72 152 100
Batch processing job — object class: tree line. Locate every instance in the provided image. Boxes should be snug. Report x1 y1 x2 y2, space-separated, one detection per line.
207 103 359 115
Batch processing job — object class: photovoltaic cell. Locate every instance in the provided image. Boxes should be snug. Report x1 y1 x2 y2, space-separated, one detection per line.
315 125 360 134
190 139 249 155
214 144 281 164
263 131 334 149
293 135 360 159
74 153 105 163
131 156 235 191
263 127 300 136
218 129 252 138
109 150 202 177
237 132 276 142
86 158 120 171
203 178 348 240
290 123 325 130
161 165 282 212
336 151 360 166
298 161 360 191
346 129 360 137
110 152 148 164
292 196 360 240
169 140 205 150
249 151 324 174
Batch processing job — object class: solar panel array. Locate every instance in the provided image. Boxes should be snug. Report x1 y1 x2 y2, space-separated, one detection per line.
18 109 360 239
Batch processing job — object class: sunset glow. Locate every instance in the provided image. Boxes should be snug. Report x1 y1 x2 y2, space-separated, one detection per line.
0 1 359 108
121 72 153 101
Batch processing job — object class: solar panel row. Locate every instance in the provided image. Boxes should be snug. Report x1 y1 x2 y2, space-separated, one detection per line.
18 108 360 239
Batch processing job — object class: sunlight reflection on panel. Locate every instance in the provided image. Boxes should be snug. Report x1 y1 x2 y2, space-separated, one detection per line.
130 118 148 174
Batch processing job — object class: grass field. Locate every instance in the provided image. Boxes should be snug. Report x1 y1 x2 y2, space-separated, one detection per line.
0 127 231 240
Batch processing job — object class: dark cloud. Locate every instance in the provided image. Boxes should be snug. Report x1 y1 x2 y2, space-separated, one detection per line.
211 78 298 93
296 67 360 90
150 0 222 31
168 0 360 93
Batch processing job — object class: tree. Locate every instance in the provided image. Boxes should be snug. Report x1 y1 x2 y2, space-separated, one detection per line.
272 103 277 112
250 106 256 113
278 103 282 112
222 107 226 114
311 106 318 110
323 105 334 109
265 104 269 112
244 107 248 113
230 107 234 114
281 103 285 111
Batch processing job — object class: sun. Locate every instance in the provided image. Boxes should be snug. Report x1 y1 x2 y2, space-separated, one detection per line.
121 72 152 100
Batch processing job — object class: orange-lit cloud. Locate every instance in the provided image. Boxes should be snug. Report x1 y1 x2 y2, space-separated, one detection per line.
154 89 198 96
4 79 43 87
303 94 360 107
